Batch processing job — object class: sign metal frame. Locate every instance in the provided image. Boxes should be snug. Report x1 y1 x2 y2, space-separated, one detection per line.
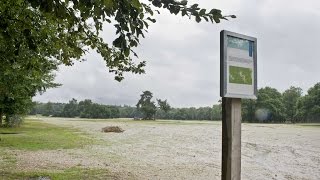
220 30 257 99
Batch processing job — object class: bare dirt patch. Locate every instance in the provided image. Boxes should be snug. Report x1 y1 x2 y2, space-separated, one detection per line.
29 117 320 180
15 149 105 171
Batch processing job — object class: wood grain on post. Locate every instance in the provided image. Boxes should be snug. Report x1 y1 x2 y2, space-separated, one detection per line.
222 97 241 180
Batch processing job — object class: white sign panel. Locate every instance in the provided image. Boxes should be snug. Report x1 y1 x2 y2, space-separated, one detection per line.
220 30 257 99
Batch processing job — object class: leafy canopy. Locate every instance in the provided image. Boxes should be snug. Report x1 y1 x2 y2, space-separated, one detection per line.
1 0 234 81
282 86 302 122
296 83 320 121
0 0 233 123
157 99 171 113
0 0 60 122
136 91 157 120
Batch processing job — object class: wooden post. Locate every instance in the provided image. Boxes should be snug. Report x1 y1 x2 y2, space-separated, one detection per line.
222 97 241 180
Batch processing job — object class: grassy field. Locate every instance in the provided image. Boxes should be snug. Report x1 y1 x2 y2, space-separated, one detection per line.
0 120 93 150
0 119 113 179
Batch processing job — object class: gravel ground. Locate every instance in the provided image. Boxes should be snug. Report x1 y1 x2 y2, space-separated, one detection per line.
22 117 320 180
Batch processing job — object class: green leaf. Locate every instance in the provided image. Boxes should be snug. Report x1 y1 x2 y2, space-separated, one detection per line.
152 0 162 8
143 21 149 29
191 4 199 9
181 9 187 16
144 6 154 16
124 48 130 57
103 0 114 7
195 16 201 23
212 8 222 13
147 17 156 23
131 0 142 9
180 0 188 6
199 9 206 16
213 16 220 23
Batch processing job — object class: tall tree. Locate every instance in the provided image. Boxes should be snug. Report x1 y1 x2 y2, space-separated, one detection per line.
43 102 54 116
282 86 302 123
212 104 222 120
296 83 320 122
242 99 256 123
0 0 60 125
136 91 157 120
0 57 58 125
157 99 171 113
61 98 79 118
78 99 94 118
256 87 285 122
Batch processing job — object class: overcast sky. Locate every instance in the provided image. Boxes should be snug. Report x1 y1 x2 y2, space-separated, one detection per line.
34 0 320 107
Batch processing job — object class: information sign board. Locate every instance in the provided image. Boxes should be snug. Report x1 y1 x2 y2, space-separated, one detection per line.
220 30 257 99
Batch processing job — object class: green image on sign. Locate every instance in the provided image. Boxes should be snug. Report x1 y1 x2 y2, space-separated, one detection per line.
229 66 253 85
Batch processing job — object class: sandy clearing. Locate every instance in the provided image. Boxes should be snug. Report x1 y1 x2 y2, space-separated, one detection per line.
15 149 106 171
25 117 320 180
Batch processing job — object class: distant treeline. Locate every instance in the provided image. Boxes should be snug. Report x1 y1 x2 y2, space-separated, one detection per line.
30 99 222 120
242 83 320 123
30 82 320 123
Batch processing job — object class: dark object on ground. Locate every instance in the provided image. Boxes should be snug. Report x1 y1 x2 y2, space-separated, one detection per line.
101 126 124 133
0 132 21 134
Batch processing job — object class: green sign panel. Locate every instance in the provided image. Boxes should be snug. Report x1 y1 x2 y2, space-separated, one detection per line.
229 66 253 85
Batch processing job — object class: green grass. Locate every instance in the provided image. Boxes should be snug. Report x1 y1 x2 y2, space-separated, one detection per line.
0 167 116 180
0 119 116 179
0 120 93 150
